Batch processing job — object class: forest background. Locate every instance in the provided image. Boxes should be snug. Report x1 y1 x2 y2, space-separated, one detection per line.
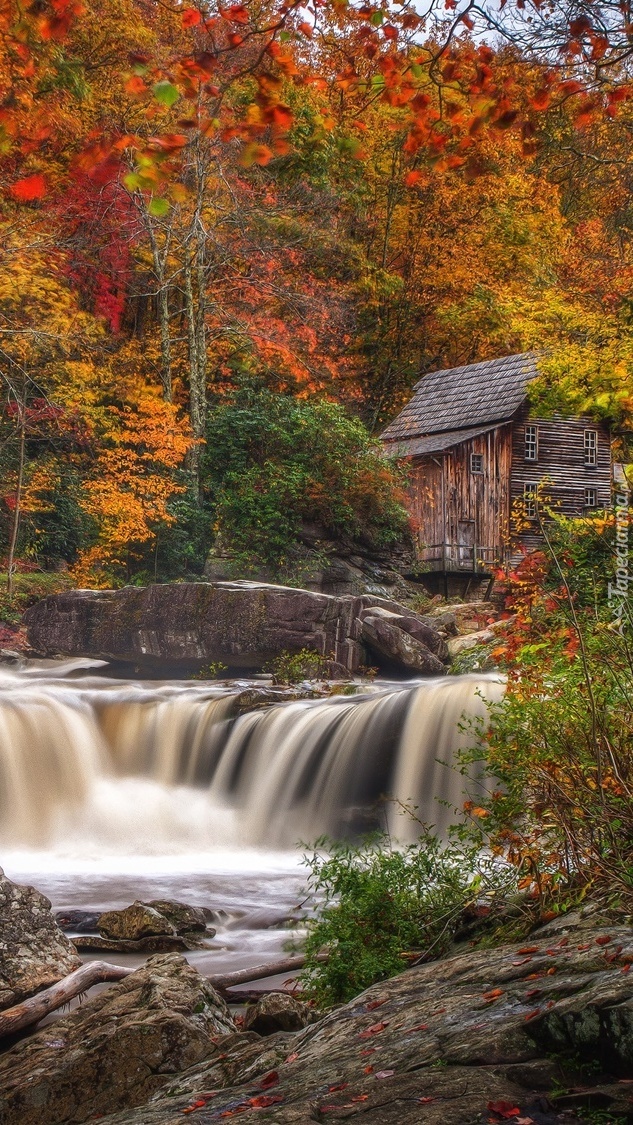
1 0 633 974
1 0 633 596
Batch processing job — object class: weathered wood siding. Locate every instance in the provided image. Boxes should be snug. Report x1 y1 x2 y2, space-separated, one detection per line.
510 412 611 532
407 425 512 570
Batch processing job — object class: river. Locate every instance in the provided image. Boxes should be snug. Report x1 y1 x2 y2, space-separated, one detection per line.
0 660 504 982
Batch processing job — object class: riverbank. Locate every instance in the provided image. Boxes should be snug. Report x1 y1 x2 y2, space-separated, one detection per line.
1 865 632 1125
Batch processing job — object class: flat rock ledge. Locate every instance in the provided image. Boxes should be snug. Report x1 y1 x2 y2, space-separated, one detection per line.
2 920 633 1124
24 581 450 676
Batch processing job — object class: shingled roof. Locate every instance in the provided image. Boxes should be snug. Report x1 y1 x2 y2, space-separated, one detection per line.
380 352 538 443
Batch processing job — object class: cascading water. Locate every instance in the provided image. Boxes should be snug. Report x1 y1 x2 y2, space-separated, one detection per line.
0 661 504 859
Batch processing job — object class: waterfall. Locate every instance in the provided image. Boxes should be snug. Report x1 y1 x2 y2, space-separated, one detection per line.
0 663 504 856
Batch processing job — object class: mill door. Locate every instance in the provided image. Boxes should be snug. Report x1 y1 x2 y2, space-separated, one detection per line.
457 521 475 570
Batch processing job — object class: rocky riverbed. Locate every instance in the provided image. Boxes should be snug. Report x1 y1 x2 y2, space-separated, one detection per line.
2 868 633 1125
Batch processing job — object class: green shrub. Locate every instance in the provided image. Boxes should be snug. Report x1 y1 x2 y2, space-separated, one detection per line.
299 832 516 1007
204 384 410 574
264 648 330 684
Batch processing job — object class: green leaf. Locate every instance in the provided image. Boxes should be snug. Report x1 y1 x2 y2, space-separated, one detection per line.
123 172 141 191
153 80 180 108
149 196 170 216
370 10 384 25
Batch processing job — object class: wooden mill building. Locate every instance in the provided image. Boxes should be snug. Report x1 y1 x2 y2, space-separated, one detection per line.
380 353 612 589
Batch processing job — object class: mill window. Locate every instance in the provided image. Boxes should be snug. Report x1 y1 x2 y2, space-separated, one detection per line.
524 424 538 461
524 481 538 519
584 487 597 509
470 453 483 473
584 429 598 466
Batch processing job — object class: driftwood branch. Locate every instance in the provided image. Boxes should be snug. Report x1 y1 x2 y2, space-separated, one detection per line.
0 961 133 1039
208 952 327 994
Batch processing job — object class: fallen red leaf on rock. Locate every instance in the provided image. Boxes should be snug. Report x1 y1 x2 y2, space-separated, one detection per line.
248 1094 284 1108
328 1083 348 1092
285 1052 299 1063
360 1047 377 1056
487 1100 521 1118
259 1070 279 1089
365 998 387 1011
524 1008 541 1021
483 988 504 1001
352 1095 369 1102
406 1023 429 1032
363 1065 374 1074
418 1096 435 1104
358 1020 389 1039
595 935 612 946
517 947 539 954
524 989 542 1000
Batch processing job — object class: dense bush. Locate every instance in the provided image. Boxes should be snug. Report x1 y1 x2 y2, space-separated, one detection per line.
204 385 410 573
299 833 516 1007
461 509 633 911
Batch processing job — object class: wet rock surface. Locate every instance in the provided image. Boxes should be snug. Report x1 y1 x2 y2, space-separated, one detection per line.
145 900 208 934
242 992 315 1036
0 954 235 1125
4 921 627 1125
23 581 450 676
71 933 214 954
98 902 177 941
0 869 81 1011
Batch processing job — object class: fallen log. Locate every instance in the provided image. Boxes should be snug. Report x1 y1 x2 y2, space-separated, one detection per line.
0 961 133 1039
208 952 326 994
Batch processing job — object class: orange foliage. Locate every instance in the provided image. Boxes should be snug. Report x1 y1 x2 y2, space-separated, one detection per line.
72 395 193 584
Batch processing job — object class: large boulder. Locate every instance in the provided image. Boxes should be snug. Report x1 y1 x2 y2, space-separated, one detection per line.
360 614 448 675
0 868 81 1011
24 581 450 677
97 902 176 941
145 900 208 934
242 992 314 1036
91 921 633 1125
0 954 235 1125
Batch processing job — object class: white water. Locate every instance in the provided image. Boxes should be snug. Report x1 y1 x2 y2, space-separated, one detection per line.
0 661 504 862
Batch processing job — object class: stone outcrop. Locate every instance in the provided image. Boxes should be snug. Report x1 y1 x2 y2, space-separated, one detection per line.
242 992 314 1036
0 868 81 1011
71 933 213 954
0 954 235 1125
448 627 496 657
1 920 631 1125
360 614 447 675
98 902 176 942
145 901 208 934
24 581 450 676
359 605 450 675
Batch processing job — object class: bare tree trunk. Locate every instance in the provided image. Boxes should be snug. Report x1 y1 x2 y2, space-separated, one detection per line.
7 383 26 599
184 246 204 491
145 210 173 402
0 962 133 1039
183 158 209 496
208 953 327 994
